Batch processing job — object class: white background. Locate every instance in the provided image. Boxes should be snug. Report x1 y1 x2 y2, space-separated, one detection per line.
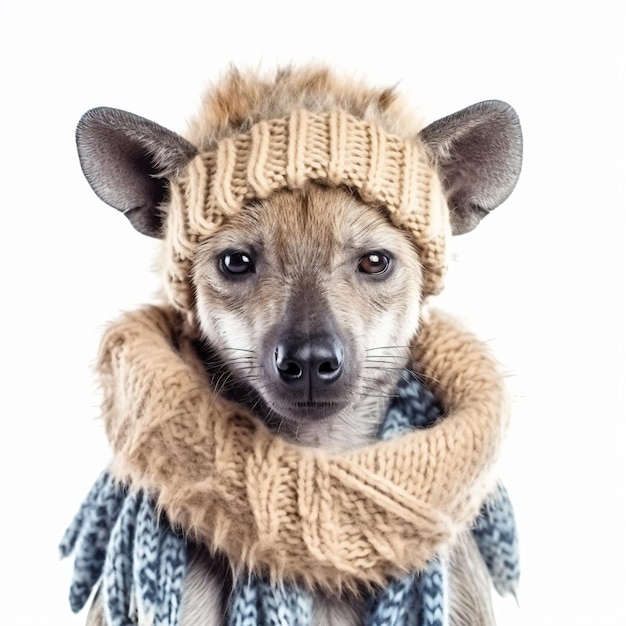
0 1 624 625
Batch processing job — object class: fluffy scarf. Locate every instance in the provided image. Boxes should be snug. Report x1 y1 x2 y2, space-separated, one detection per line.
60 304 518 624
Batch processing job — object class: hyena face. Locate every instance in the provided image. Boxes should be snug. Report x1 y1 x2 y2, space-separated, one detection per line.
192 185 423 446
74 68 522 446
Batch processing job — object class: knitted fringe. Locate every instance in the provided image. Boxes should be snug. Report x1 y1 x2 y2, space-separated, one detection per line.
61 473 187 625
59 471 126 613
472 484 519 598
364 559 447 626
229 578 312 626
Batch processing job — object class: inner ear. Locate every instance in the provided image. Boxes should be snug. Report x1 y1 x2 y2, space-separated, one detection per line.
76 107 197 237
420 100 523 235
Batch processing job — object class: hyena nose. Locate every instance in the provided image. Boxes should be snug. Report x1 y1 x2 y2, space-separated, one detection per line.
275 336 344 389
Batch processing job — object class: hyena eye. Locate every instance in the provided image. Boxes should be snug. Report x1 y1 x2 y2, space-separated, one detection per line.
358 251 391 275
219 250 255 275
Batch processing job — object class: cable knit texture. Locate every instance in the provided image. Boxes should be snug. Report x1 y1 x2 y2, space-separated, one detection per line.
163 108 449 312
99 304 509 591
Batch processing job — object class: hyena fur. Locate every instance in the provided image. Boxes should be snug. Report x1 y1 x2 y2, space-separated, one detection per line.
76 64 522 626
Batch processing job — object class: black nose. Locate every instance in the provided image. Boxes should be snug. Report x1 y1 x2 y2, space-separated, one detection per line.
275 335 344 390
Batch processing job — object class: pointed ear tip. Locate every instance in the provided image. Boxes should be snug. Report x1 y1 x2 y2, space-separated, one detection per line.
478 99 521 125
483 98 514 108
76 107 111 142
77 107 136 138
78 106 103 126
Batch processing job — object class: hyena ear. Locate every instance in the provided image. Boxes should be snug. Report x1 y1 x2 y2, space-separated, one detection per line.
76 107 198 238
419 100 522 235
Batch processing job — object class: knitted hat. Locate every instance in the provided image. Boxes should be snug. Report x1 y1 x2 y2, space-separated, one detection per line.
163 108 449 312
77 67 522 320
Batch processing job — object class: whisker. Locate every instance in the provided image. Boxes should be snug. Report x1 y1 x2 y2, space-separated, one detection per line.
219 347 257 354
358 392 399 400
365 345 411 352
364 360 408 368
333 410 363 435
358 373 391 384
363 365 410 373
365 358 410 367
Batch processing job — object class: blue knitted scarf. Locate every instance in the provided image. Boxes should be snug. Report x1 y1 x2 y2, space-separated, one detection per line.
60 371 519 625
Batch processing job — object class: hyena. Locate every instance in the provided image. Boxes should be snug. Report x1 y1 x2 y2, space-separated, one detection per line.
76 65 522 626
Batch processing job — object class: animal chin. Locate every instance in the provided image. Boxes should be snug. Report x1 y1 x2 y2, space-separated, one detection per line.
268 398 349 423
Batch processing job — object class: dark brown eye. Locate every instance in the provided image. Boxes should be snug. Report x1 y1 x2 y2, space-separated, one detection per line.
219 251 255 275
358 252 391 275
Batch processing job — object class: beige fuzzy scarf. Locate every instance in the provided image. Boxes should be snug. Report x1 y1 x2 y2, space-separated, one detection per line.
99 303 509 591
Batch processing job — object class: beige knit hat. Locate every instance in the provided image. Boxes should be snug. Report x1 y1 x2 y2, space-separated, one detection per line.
76 67 522 317
163 108 449 312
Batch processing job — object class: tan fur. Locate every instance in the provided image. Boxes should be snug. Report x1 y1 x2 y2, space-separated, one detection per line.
180 67 494 623
186 64 426 150
192 185 423 450
86 588 105 626
87 65 500 625
185 185 495 625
